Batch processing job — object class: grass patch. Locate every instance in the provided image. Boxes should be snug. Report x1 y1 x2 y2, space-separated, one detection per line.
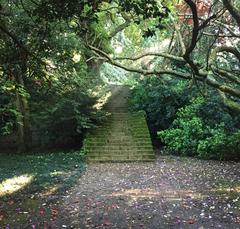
0 150 86 227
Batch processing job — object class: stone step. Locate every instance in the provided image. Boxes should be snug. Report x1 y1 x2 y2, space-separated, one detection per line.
89 135 150 140
113 117 146 120
88 159 155 162
86 150 154 155
91 127 150 132
86 153 155 158
100 117 147 122
105 109 129 112
89 132 150 137
90 130 149 136
107 118 146 122
87 135 151 139
87 156 156 162
83 86 155 162
85 142 152 147
85 139 152 144
85 145 153 150
86 152 155 157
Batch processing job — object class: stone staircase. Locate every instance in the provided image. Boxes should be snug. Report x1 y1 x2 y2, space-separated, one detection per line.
84 85 155 162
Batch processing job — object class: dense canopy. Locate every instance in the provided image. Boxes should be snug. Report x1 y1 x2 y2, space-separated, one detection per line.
0 0 239 157
0 1 240 228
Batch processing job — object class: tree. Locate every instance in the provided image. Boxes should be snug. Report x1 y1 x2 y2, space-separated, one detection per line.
0 0 110 151
88 0 240 102
0 0 239 151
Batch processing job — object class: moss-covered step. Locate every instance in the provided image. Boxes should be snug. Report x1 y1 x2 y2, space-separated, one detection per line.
84 85 155 162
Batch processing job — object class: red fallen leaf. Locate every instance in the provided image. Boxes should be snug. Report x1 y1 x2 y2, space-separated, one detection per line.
8 200 14 205
43 223 47 229
102 219 112 226
187 219 195 224
111 204 120 209
51 208 59 217
39 208 45 216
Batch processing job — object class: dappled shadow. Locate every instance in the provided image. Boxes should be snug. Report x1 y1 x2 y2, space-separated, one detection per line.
107 188 206 202
0 152 86 227
55 155 240 228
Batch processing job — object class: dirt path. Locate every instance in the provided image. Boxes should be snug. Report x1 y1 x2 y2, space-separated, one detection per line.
56 156 240 228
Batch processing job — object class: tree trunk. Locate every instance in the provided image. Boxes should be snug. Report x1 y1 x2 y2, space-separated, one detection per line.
13 66 32 152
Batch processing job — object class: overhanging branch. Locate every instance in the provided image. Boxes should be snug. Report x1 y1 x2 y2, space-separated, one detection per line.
222 0 240 27
114 52 185 62
88 44 240 98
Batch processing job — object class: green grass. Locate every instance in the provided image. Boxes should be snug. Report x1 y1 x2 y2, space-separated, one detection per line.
0 150 86 227
0 151 86 196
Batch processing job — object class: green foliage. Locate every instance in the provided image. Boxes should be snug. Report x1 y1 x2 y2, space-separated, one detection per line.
0 150 86 195
158 96 240 160
0 80 18 136
0 0 109 150
131 76 193 135
119 0 170 38
32 89 105 148
131 76 240 160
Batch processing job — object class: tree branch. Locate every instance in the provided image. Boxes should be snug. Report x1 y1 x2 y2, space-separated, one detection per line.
114 52 185 62
222 0 240 27
0 24 28 53
212 66 240 85
88 44 240 98
215 46 240 62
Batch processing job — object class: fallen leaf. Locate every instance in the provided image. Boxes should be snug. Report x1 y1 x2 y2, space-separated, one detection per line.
102 219 112 226
111 204 120 209
187 219 195 224
39 208 45 216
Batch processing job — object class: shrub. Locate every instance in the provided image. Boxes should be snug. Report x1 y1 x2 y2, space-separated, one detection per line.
131 77 194 135
158 96 240 160
0 81 18 136
31 89 105 149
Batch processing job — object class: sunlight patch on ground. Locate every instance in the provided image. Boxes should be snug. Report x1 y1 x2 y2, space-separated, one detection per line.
0 174 33 197
212 186 240 193
107 188 206 202
50 171 65 176
40 186 59 197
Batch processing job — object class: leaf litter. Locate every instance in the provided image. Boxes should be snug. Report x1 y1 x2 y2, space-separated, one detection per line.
54 155 240 228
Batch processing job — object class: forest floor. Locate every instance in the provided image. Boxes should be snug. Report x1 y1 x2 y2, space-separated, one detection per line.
0 151 86 229
1 85 240 228
0 154 240 228
54 155 240 229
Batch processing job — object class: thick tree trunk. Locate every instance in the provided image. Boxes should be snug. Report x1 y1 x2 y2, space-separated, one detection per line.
13 66 32 152
1 7 32 152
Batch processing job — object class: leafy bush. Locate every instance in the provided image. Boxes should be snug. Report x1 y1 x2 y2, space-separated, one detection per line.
131 76 240 160
131 76 194 135
31 89 105 149
158 96 240 160
0 81 18 136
